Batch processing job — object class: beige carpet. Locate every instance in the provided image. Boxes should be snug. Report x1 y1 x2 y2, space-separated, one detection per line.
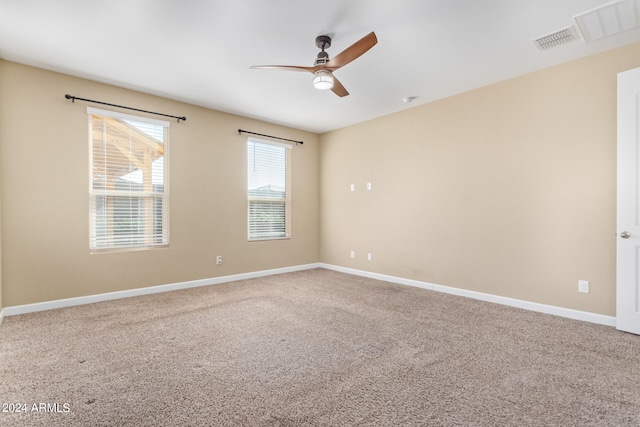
1 268 639 426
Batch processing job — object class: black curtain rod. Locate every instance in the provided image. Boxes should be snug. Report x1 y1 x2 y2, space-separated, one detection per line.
238 129 303 145
65 94 186 122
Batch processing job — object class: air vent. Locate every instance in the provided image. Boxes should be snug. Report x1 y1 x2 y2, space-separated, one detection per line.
533 27 578 50
574 0 640 43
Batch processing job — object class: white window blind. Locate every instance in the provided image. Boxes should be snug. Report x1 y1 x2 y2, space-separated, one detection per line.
89 108 169 250
247 138 291 240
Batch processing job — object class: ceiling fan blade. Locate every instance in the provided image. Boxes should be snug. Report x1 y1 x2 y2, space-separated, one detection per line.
331 76 349 97
250 65 319 73
325 32 377 70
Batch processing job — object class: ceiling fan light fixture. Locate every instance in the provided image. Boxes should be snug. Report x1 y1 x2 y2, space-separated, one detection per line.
313 70 334 90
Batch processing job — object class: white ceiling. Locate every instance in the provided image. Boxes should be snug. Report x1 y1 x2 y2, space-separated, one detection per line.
1 0 640 133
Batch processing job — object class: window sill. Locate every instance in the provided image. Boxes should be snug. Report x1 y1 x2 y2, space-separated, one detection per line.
90 245 168 254
248 236 291 242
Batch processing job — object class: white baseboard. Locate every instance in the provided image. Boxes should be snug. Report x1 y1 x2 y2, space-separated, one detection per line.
1 262 616 328
319 263 616 327
2 263 322 318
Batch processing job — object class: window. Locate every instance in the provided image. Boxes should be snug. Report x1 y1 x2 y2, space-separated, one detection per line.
247 138 291 240
89 107 169 250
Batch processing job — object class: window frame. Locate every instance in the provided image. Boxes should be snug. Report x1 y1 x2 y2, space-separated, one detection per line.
247 137 292 241
88 107 170 252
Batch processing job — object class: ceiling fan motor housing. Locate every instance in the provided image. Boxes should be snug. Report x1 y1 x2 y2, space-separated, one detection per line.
315 52 329 66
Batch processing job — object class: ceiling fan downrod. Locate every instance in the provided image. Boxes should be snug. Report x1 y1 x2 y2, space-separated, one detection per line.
314 35 331 66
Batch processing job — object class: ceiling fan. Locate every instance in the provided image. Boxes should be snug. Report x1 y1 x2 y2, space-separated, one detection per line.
250 32 377 97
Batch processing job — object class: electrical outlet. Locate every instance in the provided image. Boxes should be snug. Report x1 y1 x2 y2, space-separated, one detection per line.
350 184 355 192
578 280 589 293
367 253 372 261
350 250 355 259
216 255 222 265
366 182 372 190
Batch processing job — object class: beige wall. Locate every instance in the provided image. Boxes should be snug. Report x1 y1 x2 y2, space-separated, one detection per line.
2 42 640 316
320 42 640 317
0 61 320 307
